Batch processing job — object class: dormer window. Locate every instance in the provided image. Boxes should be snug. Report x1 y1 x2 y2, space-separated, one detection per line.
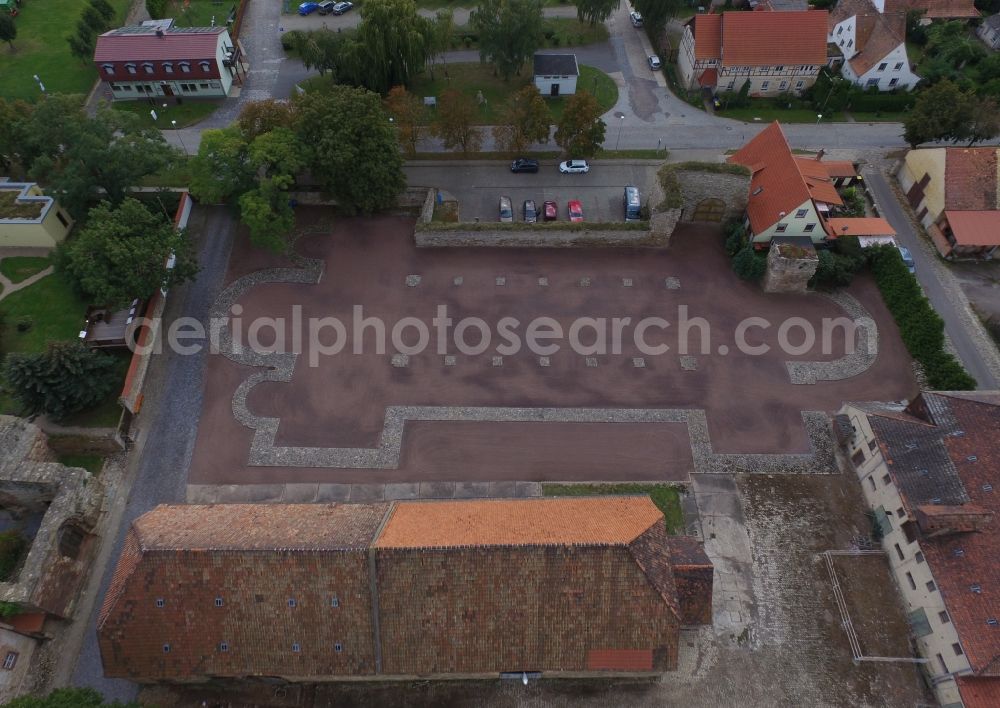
163 62 173 74
126 63 137 75
199 61 211 72
179 62 191 74
142 62 154 74
102 64 115 75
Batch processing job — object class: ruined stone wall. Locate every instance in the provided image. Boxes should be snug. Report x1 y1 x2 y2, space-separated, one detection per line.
414 226 665 248
674 169 750 223
763 243 819 294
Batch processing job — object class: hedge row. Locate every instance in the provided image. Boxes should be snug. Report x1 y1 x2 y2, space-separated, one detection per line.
868 245 976 390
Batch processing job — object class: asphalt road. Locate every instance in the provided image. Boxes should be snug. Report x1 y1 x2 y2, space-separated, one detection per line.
70 206 238 699
406 161 661 222
864 169 999 390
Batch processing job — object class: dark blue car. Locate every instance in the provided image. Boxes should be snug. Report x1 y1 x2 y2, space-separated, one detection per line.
298 1 320 14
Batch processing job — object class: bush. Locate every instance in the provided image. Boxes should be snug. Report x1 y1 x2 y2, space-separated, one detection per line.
810 249 859 288
724 220 745 257
281 30 305 52
732 245 766 281
868 245 976 390
146 0 167 19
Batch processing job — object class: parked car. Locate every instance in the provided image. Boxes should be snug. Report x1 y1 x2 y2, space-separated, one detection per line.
510 158 539 173
317 0 336 14
298 1 320 14
559 159 590 174
629 10 643 26
897 245 915 274
523 199 538 223
331 1 354 14
499 196 513 223
543 200 558 221
567 200 584 222
648 55 662 70
623 185 641 222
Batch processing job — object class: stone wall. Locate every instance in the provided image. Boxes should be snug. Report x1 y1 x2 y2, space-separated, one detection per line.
657 163 751 223
763 242 819 294
288 187 434 216
415 226 666 248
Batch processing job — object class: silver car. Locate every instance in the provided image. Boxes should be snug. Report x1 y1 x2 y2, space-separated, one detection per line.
558 159 590 174
499 196 513 222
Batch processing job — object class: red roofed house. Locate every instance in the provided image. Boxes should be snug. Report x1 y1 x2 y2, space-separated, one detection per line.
98 497 713 683
727 122 892 246
828 0 920 91
836 392 1000 708
678 11 829 96
93 23 244 102
897 147 1000 260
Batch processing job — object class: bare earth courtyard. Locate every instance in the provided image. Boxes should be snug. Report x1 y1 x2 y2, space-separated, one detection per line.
187 211 918 488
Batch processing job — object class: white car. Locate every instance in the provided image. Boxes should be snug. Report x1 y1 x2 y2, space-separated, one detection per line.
559 159 590 174
629 10 643 27
648 55 662 70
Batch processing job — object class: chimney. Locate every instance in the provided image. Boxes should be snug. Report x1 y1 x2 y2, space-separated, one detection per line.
156 29 164 38
815 148 825 161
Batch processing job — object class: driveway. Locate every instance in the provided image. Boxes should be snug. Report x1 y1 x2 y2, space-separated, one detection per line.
406 160 660 222
863 168 1000 389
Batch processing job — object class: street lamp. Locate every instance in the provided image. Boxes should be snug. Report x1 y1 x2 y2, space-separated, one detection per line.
171 119 188 154
32 74 45 94
816 113 823 125
615 114 625 151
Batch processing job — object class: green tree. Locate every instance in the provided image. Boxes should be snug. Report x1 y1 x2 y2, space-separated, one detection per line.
249 127 308 178
294 85 405 214
471 0 544 81
0 98 32 174
576 0 619 26
5 687 138 708
67 25 96 63
238 175 297 253
57 199 199 307
554 91 606 157
433 88 483 154
427 9 454 80
188 127 254 204
238 99 298 141
633 0 683 35
386 85 426 157
0 14 16 50
292 28 348 78
903 80 971 147
88 0 117 24
732 245 766 282
964 95 1000 146
492 84 551 155
352 0 432 92
79 5 111 35
2 342 119 421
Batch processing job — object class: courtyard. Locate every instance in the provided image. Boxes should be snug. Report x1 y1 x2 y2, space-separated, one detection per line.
185 210 917 489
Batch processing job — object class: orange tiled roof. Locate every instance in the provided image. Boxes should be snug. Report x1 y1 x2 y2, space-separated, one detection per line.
374 497 664 548
721 11 829 67
693 14 723 60
959 676 1000 708
943 211 1000 248
944 148 999 211
728 122 846 233
825 217 895 237
821 160 858 178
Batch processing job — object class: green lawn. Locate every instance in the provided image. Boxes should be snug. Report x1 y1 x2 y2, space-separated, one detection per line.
716 104 845 123
406 62 617 125
163 0 238 28
0 256 50 284
0 273 88 355
451 17 607 50
56 453 106 475
112 98 223 129
0 0 132 100
542 483 686 534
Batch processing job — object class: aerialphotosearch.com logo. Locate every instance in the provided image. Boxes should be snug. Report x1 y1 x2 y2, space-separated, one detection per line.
129 304 874 367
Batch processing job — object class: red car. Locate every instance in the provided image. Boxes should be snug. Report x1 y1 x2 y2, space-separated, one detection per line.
543 200 558 221
567 199 584 222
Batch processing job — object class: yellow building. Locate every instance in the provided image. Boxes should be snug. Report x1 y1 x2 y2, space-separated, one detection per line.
0 181 74 250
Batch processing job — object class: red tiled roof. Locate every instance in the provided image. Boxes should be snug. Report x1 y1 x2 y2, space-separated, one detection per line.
693 14 723 60
959 676 1000 708
698 68 718 87
94 27 226 63
821 160 858 178
825 217 895 237
944 148 1000 211
943 211 1000 248
721 11 829 67
374 497 665 549
796 158 843 205
586 649 654 671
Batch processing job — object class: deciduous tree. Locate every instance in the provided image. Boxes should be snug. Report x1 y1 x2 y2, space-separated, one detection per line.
633 0 682 35
471 0 544 81
492 84 551 155
57 198 198 307
294 85 405 214
386 85 426 157
238 175 297 253
188 127 254 204
2 342 119 421
554 90 606 157
0 14 17 50
353 0 432 92
238 99 298 141
576 0 619 26
433 89 483 154
903 79 969 147
248 127 308 178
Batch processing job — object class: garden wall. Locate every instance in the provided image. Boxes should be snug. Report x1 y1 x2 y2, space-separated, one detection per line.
658 163 751 223
415 225 664 248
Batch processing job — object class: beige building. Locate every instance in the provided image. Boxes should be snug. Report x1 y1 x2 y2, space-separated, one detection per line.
677 11 829 96
0 181 73 249
836 392 1000 708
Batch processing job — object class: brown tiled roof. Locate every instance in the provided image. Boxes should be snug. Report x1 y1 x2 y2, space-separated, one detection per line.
821 160 858 178
825 217 895 237
850 7 907 76
692 14 723 60
94 27 226 63
99 499 711 680
903 0 980 18
959 676 1000 708
667 536 712 567
944 148 1000 211
944 211 1000 248
373 497 665 549
721 11 829 67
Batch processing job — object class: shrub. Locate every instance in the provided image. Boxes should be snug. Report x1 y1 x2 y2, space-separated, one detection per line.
146 0 168 19
868 245 976 390
732 245 766 281
723 219 745 256
281 30 305 52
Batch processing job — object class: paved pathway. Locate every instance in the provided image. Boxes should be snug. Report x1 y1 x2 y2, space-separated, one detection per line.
864 167 1000 389
0 265 52 303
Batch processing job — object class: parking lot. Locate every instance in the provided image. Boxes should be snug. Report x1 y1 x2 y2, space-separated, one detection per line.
404 160 663 223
